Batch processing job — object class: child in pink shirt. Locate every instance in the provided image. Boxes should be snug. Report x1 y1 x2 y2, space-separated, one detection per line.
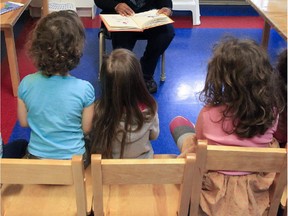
170 37 285 216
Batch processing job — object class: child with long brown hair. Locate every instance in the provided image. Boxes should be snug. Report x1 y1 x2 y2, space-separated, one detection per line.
170 37 285 215
90 48 159 159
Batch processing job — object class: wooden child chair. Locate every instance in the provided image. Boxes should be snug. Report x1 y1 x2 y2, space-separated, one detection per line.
1 155 91 216
190 140 287 216
91 154 196 216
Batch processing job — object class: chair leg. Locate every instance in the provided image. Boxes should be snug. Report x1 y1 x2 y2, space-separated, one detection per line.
192 0 201 25
160 52 166 82
191 8 201 25
99 31 105 80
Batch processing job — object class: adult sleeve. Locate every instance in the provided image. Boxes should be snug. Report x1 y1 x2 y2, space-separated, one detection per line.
156 0 173 9
94 0 119 12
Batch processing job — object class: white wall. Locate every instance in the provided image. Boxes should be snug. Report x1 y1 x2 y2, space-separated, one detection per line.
29 0 97 18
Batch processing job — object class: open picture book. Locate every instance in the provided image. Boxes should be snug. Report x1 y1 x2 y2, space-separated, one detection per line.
100 9 174 32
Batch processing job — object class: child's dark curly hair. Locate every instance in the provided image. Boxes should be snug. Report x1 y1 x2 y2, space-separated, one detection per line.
26 10 85 76
200 37 285 138
277 49 287 86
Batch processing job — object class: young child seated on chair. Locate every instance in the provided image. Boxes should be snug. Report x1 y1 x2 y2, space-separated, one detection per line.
89 48 159 159
170 37 285 216
17 10 95 168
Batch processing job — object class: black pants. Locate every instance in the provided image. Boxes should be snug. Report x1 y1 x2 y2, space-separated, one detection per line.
111 23 175 80
2 139 28 158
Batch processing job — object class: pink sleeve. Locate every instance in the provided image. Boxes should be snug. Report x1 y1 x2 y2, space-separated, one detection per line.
195 108 205 139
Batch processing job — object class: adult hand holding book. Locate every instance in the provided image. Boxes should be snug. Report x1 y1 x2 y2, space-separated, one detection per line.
157 7 173 17
114 3 135 16
100 9 174 32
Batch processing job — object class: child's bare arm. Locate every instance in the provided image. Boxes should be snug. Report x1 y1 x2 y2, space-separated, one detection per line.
82 103 95 134
17 98 29 127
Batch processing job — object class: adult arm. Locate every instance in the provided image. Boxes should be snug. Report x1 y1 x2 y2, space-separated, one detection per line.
95 0 134 15
156 0 172 10
157 7 173 16
94 0 119 12
156 0 173 16
95 0 172 14
17 98 29 127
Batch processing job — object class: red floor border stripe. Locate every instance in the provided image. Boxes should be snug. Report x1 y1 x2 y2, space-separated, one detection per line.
81 15 264 29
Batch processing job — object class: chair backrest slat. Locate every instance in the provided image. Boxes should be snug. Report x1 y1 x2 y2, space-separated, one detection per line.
1 159 73 185
101 158 186 184
206 145 286 172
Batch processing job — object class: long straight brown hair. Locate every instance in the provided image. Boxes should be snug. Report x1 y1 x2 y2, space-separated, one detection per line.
90 49 157 158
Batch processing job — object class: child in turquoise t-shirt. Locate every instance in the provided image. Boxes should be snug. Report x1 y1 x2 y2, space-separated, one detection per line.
17 11 95 168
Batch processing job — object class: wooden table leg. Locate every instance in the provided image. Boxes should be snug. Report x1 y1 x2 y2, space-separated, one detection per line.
4 27 20 97
261 21 270 49
42 0 49 17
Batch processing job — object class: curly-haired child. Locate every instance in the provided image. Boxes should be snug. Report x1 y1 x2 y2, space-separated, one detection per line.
17 10 95 168
170 37 285 216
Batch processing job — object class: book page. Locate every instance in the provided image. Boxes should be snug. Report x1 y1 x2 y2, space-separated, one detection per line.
100 14 140 30
131 9 174 29
0 1 24 15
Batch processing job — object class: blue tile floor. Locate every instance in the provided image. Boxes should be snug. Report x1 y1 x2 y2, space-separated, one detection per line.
8 9 287 156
